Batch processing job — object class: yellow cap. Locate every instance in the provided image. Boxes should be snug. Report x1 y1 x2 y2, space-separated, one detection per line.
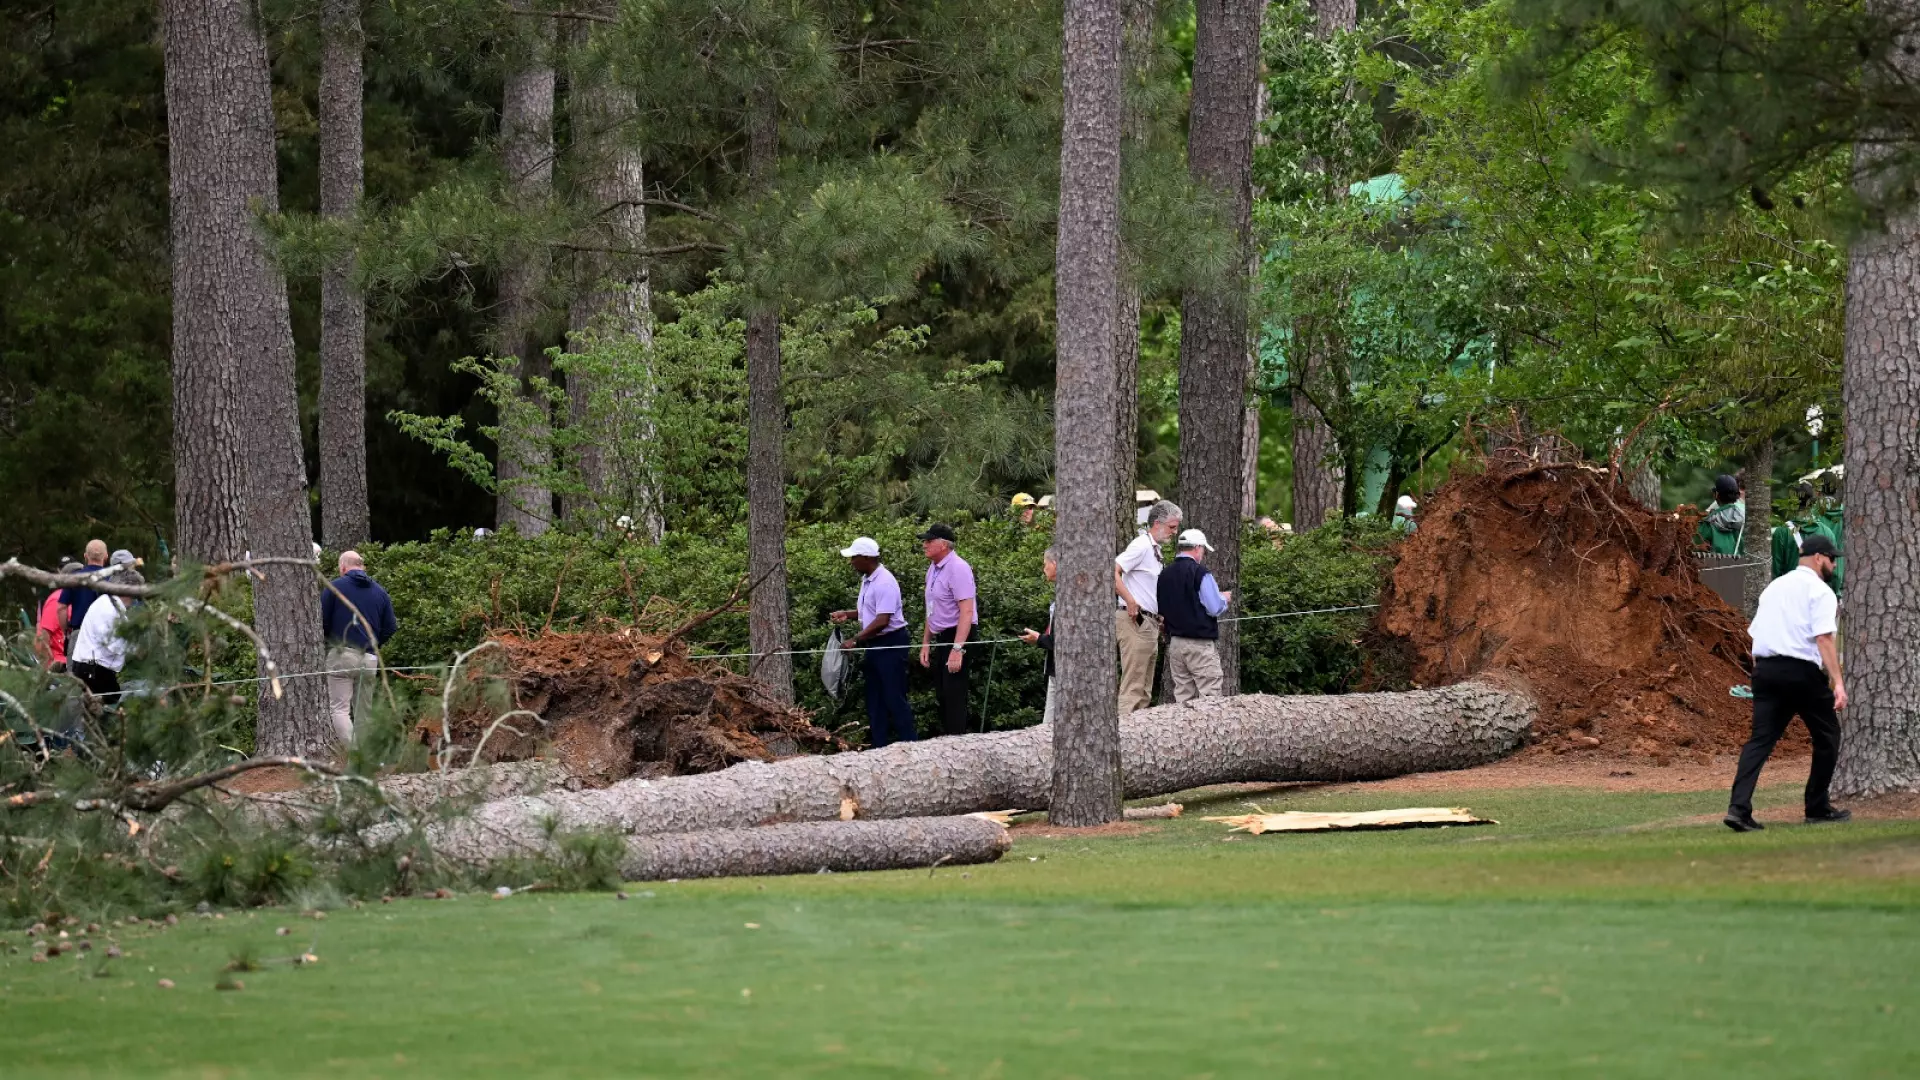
1010 493 1036 508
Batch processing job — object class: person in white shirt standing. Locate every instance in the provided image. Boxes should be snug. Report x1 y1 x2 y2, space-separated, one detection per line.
1727 533 1850 831
830 537 916 747
1114 499 1181 714
69 568 143 703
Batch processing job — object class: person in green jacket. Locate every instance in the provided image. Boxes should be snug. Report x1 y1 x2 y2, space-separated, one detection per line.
1696 473 1746 555
1772 473 1846 596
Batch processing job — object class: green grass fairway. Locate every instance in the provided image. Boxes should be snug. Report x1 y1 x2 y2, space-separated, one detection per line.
4 780 1918 1078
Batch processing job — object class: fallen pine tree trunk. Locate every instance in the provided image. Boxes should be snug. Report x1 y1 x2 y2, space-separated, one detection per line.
427 680 1532 864
230 760 575 832
620 816 1011 881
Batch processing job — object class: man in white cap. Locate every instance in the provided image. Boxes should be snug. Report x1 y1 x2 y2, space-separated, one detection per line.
1394 495 1418 534
830 537 916 746
1155 528 1232 704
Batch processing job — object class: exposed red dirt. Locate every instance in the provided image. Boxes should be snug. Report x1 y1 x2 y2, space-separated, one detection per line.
422 625 842 786
1372 443 1799 763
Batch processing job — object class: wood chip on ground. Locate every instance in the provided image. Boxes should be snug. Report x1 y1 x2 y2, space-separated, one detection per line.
1202 807 1494 834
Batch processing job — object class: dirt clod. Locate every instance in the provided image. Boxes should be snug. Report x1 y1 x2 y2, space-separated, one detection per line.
1373 444 1795 760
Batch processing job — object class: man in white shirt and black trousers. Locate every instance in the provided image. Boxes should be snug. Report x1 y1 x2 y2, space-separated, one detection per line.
1727 533 1851 831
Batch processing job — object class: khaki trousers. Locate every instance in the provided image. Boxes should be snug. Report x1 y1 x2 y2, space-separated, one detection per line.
326 645 379 745
1116 608 1160 714
1167 636 1223 704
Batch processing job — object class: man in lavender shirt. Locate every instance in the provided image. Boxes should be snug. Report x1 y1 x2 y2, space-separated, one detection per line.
918 523 978 736
830 537 916 747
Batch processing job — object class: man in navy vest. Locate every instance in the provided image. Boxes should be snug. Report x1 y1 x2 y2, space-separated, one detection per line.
1156 529 1232 704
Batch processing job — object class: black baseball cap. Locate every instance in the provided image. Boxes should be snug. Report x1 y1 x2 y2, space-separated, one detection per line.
1801 534 1840 559
917 523 957 543
1713 473 1740 499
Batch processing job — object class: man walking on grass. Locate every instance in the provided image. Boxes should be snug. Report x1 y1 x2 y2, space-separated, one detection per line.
321 550 398 745
1157 529 1232 704
831 537 916 747
1726 533 1850 831
1115 499 1181 713
918 524 977 736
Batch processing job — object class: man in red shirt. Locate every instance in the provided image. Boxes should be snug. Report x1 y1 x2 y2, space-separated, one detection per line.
34 560 84 671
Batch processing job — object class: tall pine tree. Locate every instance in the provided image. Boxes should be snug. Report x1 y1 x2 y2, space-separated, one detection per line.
1177 0 1263 692
1052 0 1126 827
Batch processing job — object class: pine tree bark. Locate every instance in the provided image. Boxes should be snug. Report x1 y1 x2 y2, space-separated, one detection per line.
1177 0 1262 694
163 0 252 563
1288 0 1352 533
423 682 1534 861
1628 461 1661 509
1114 284 1143 540
1740 439 1774 619
1832 207 1920 797
1052 0 1127 827
745 91 793 702
164 0 330 752
318 0 369 548
495 22 557 536
1111 0 1156 541
617 817 1011 882
565 9 661 539
1241 403 1261 517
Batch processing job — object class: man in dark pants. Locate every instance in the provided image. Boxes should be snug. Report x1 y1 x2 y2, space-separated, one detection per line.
1727 533 1850 831
918 523 977 736
830 537 916 747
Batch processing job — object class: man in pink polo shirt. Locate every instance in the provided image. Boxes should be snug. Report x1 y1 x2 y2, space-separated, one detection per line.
918 523 977 736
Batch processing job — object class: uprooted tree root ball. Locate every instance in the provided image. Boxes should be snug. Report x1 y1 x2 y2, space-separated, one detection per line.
1371 444 1795 762
425 628 844 786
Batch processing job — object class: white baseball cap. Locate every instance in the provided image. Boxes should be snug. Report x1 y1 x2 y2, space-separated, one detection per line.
839 537 881 558
1176 528 1213 551
1396 495 1417 513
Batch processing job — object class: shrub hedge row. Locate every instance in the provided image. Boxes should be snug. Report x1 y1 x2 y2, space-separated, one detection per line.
357 516 1401 739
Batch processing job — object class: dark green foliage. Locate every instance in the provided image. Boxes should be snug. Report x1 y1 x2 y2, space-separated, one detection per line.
1504 0 1916 221
479 827 627 894
0 2 172 570
1236 517 1401 695
364 514 1400 735
191 833 316 910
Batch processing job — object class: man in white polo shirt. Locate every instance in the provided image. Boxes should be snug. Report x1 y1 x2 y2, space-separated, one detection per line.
1726 533 1849 831
1114 499 1181 714
830 537 915 747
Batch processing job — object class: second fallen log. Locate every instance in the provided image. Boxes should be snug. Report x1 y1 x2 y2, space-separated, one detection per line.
621 816 1012 881
428 681 1533 863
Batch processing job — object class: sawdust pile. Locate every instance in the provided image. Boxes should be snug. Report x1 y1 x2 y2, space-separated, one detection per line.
425 626 842 786
1372 442 1795 762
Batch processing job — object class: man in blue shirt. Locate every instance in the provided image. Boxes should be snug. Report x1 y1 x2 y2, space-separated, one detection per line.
831 537 916 747
320 550 397 745
1156 529 1232 704
56 541 116 632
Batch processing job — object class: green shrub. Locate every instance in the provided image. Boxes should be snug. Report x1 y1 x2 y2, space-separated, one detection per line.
360 515 1399 736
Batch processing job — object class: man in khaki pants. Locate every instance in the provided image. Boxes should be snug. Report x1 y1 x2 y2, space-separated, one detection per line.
320 551 397 745
1114 500 1181 713
1157 529 1232 702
